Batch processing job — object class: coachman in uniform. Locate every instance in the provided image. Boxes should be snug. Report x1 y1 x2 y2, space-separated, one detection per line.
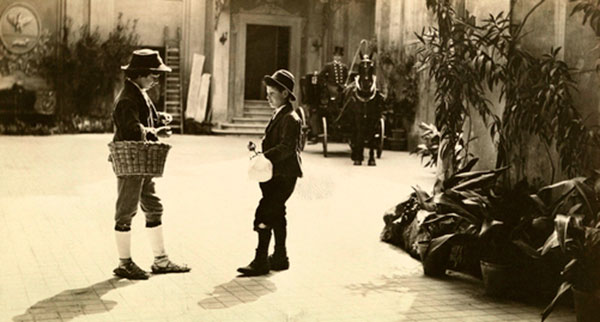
319 46 349 111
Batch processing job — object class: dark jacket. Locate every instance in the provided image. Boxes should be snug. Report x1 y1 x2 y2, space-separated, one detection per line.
320 61 349 88
112 79 162 142
262 103 303 178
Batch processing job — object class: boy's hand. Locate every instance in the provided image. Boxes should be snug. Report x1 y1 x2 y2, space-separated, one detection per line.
156 126 172 138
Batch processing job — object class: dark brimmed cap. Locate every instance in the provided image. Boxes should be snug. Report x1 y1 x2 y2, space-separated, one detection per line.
334 46 344 56
121 49 172 72
263 69 296 101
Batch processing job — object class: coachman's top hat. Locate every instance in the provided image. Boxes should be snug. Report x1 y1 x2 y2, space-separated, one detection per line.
121 49 172 72
263 69 296 101
333 46 344 56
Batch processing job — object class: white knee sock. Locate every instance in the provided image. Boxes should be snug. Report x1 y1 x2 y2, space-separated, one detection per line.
115 231 131 263
147 225 167 261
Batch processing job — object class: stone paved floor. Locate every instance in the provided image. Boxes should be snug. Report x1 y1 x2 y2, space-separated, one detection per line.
0 134 575 322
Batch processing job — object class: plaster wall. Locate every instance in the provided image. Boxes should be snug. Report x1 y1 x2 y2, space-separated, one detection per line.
113 0 182 47
511 0 599 181
346 0 375 65
65 0 183 46
565 1 600 127
63 0 87 32
375 0 436 151
462 0 511 171
304 1 325 75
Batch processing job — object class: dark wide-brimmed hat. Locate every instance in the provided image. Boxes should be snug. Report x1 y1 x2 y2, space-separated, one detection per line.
263 69 296 101
333 46 344 56
121 49 172 72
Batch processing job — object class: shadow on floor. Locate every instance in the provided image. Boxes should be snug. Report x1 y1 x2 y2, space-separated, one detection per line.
198 277 276 309
304 149 350 158
345 271 481 297
13 277 136 322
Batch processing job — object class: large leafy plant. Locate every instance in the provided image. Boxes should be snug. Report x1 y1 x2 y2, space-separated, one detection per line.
419 0 599 183
538 175 600 321
413 159 512 267
570 0 600 35
469 1 600 181
416 1 495 179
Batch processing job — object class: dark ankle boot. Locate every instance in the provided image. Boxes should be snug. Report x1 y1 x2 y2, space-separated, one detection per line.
237 229 271 276
237 250 270 276
269 227 289 271
268 253 289 271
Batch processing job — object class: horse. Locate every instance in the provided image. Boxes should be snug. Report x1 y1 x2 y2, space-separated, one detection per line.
341 51 384 166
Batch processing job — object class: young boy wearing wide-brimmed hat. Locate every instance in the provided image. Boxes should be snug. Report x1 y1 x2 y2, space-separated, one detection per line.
111 49 190 280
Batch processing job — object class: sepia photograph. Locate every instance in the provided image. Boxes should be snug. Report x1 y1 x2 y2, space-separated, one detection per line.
1 0 599 321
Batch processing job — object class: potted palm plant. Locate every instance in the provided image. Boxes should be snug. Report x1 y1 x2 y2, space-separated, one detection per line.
414 158 511 277
417 168 555 297
539 175 600 322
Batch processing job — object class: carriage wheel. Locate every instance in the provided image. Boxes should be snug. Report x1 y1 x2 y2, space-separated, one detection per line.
377 117 385 158
297 106 308 151
321 116 328 157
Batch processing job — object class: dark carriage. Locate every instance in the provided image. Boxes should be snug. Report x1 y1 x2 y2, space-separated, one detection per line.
300 59 385 162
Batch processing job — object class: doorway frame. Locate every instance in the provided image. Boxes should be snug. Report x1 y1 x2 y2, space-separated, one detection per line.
232 12 302 117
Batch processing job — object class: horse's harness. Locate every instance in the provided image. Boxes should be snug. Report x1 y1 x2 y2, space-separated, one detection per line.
335 76 377 124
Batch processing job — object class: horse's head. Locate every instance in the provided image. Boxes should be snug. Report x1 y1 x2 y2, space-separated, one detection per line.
356 51 375 93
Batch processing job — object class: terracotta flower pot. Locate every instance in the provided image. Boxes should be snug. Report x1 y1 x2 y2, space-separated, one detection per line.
480 260 513 297
418 240 447 277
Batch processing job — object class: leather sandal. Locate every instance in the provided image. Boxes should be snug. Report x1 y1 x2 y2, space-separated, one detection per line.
113 261 150 280
151 260 191 274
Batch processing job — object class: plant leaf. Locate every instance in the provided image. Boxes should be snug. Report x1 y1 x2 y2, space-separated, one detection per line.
412 185 436 211
540 230 559 255
555 214 572 253
513 239 542 259
541 281 572 321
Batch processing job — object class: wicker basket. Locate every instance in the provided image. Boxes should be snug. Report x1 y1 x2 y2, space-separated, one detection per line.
108 141 171 177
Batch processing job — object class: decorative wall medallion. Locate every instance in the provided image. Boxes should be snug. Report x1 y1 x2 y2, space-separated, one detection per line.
0 3 41 54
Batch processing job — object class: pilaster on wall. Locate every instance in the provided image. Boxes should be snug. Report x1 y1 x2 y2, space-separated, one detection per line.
64 0 89 31
89 0 114 38
554 0 566 60
305 1 324 74
182 0 207 113
211 1 230 123
388 0 403 49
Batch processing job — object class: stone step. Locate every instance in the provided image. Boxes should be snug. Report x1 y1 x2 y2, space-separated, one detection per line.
244 105 272 112
232 117 270 125
243 111 272 118
220 122 266 131
212 127 264 136
244 100 270 108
